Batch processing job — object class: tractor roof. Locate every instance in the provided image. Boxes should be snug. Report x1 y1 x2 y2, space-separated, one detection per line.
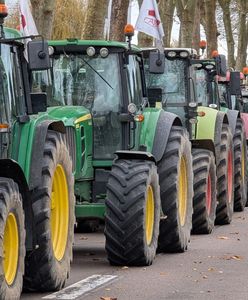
49 39 141 53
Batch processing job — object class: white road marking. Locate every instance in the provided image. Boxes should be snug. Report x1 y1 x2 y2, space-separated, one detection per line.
43 274 118 299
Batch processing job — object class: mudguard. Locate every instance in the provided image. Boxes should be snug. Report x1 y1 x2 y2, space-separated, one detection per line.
0 159 33 250
196 106 228 144
29 120 66 190
139 108 182 162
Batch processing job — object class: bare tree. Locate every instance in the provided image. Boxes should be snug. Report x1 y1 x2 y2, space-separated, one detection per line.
204 0 218 57
31 0 56 39
82 0 108 40
110 0 130 41
52 0 87 40
176 0 197 48
235 0 248 70
159 0 176 47
192 0 200 52
218 0 235 68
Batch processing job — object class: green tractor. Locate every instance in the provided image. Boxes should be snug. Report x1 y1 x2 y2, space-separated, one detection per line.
32 30 194 266
192 58 247 212
142 48 234 233
0 8 74 299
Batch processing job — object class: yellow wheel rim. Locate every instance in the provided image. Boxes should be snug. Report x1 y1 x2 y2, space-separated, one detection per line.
241 145 245 182
178 156 187 226
3 213 19 285
51 164 69 261
145 185 155 246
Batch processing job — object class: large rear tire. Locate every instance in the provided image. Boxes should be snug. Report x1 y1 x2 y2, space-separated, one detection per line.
215 124 234 224
0 178 25 300
105 159 160 266
192 149 217 234
157 126 193 253
24 131 75 292
233 119 247 211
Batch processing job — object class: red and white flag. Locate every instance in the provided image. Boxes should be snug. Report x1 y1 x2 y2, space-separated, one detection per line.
135 0 164 42
19 0 38 37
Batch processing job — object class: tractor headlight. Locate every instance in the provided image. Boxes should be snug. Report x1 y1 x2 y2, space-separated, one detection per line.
167 51 177 58
86 46 96 57
100 47 109 58
189 102 197 108
128 103 137 114
179 51 189 58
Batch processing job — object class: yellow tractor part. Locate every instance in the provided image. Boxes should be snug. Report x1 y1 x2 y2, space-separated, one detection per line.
145 185 155 245
51 164 69 261
3 213 19 285
178 156 187 226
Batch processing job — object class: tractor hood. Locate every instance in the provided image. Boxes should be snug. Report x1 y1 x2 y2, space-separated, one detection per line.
47 106 91 127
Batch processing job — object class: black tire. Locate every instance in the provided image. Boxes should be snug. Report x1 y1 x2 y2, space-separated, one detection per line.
105 159 160 266
0 178 25 300
233 119 247 211
215 124 234 224
192 149 217 234
24 131 75 292
157 126 193 253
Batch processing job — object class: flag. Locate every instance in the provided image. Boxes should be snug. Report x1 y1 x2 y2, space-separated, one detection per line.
135 0 164 42
19 0 38 37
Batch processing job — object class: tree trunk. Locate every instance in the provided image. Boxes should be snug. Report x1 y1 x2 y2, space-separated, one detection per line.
82 0 108 40
176 0 197 48
192 0 200 53
109 0 129 41
235 0 248 70
159 0 175 47
204 0 218 57
218 0 235 68
31 0 56 39
137 0 153 47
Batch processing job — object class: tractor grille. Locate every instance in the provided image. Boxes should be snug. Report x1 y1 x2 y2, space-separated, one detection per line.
64 127 76 172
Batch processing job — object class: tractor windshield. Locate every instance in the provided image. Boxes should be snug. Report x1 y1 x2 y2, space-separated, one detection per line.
144 58 187 105
33 53 122 159
36 53 121 113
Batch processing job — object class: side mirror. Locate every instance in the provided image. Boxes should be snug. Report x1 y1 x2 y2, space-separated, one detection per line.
149 51 165 74
230 72 241 95
147 87 163 107
215 54 227 77
30 92 47 114
27 40 51 71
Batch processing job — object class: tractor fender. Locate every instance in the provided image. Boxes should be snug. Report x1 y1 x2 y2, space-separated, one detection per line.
0 159 33 251
191 139 215 156
241 113 248 140
196 106 228 144
151 110 182 162
115 150 156 163
226 109 240 136
29 120 66 190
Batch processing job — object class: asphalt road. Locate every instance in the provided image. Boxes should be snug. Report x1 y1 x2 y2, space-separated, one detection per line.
22 209 248 300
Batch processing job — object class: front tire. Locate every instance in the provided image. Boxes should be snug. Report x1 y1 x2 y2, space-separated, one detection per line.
105 159 160 266
192 149 217 234
157 126 193 253
24 131 75 292
0 178 25 300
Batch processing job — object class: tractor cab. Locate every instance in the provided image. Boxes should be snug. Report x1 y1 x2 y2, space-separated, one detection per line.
33 40 147 162
143 48 199 135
